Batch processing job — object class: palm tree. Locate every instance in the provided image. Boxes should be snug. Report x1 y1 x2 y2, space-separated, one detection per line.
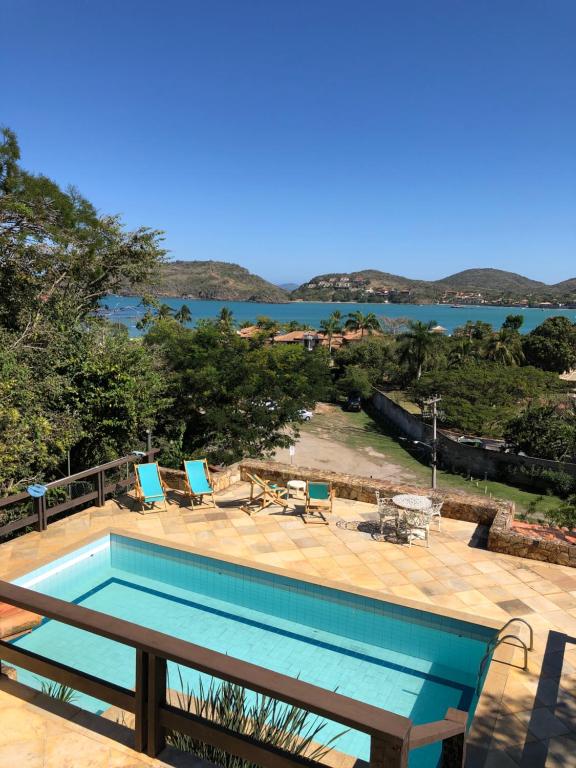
344 311 380 339
156 303 174 320
217 307 234 327
174 304 192 325
448 336 478 368
398 320 438 380
319 310 342 353
483 330 524 366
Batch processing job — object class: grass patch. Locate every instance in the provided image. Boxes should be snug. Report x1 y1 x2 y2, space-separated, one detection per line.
303 407 564 516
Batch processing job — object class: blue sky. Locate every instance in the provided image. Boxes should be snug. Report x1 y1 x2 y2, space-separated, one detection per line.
2 1 575 284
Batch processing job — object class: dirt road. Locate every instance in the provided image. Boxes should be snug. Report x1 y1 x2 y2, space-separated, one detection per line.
273 404 419 483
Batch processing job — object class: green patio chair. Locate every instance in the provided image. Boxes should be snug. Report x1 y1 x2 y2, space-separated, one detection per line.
304 481 333 523
134 462 168 513
183 459 216 508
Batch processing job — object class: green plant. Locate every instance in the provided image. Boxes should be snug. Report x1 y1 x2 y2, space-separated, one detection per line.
39 680 78 703
544 496 576 532
166 669 347 768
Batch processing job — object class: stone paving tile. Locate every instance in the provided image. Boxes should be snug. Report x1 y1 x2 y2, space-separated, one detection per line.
2 482 576 766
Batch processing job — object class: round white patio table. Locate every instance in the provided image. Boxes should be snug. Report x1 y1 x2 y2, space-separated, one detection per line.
287 479 306 498
392 494 432 512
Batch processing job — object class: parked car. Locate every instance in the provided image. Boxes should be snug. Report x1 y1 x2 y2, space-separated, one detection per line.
299 409 314 421
457 436 485 449
344 395 362 412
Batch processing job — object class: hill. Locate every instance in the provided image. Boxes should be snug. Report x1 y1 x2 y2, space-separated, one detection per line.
134 260 289 303
293 267 576 303
435 269 546 293
277 282 300 292
552 278 576 294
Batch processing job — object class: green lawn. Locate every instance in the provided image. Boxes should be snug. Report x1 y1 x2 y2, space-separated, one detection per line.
303 407 563 516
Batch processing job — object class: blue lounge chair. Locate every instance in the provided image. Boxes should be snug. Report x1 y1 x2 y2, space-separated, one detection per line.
183 459 216 508
134 462 168 513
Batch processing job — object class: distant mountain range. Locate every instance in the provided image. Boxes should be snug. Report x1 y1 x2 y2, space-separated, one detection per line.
126 261 576 304
292 268 576 302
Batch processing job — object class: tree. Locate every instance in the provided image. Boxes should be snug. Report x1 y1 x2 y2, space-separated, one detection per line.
397 320 438 381
453 320 494 341
217 307 234 327
174 304 192 325
413 363 569 437
380 316 409 336
344 311 380 338
336 366 373 399
523 317 576 373
319 311 342 353
145 321 331 465
483 329 524 366
502 314 524 332
447 336 479 368
504 405 576 462
334 337 395 389
0 130 166 349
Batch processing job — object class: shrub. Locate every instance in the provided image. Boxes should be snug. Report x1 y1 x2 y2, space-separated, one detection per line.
166 669 346 768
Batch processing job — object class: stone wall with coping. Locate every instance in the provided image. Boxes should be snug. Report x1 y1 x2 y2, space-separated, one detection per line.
160 463 241 494
240 458 501 525
241 458 576 568
488 506 576 567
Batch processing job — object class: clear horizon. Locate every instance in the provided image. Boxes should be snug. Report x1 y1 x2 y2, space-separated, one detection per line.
2 1 575 284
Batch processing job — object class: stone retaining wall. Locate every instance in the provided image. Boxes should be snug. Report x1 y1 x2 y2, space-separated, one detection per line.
240 458 501 524
488 506 576 567
241 459 576 568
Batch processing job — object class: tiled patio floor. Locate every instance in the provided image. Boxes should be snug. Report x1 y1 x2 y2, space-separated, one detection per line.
2 482 576 767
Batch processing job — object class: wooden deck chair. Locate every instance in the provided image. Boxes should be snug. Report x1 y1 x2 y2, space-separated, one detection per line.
183 459 216 508
134 462 168 514
304 481 333 523
244 473 289 514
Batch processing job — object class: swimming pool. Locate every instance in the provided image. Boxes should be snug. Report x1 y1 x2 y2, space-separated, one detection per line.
11 533 496 766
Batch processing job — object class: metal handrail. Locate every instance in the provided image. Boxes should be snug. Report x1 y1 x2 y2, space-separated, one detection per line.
475 617 533 695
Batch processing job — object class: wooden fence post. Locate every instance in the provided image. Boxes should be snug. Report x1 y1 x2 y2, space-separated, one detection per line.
146 653 167 757
134 649 149 753
96 470 105 507
370 733 410 768
440 709 467 767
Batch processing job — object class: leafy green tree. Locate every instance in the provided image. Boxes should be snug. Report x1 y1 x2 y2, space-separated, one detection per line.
447 336 479 368
0 127 166 349
146 321 331 465
522 317 576 373
397 320 438 381
334 337 395 388
413 363 569 437
319 311 343 353
336 366 373 399
502 314 524 332
344 311 380 338
504 405 576 462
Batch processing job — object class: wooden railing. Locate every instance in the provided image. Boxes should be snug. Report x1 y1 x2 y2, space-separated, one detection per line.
0 450 159 539
0 580 467 767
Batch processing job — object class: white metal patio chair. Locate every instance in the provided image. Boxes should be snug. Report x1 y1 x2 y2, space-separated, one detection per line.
429 495 444 531
404 509 432 548
375 490 398 535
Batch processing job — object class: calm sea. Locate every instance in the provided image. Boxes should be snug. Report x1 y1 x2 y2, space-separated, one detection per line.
102 295 576 336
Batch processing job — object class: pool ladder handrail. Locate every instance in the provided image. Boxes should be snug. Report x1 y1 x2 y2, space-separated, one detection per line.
475 617 533 696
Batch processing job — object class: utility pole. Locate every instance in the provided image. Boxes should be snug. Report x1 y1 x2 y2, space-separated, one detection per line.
423 395 442 490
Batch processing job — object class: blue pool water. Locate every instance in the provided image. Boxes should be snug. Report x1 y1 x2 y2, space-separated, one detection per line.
12 534 495 767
